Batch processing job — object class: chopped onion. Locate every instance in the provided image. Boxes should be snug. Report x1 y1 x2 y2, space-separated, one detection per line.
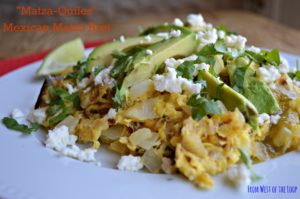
142 148 162 173
129 128 160 150
56 115 79 132
101 125 124 144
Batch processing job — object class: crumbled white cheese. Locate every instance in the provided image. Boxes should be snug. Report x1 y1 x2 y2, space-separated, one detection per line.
173 18 184 27
258 113 270 125
94 65 116 89
196 29 218 50
258 113 281 125
268 82 277 90
218 30 226 39
225 35 247 50
11 108 28 124
117 155 144 171
278 87 298 100
170 29 181 37
45 125 98 162
181 78 202 95
65 83 77 94
105 108 117 120
164 58 184 68
156 32 170 40
146 49 153 55
187 14 205 28
119 35 125 43
193 63 210 76
45 125 77 151
226 164 251 189
293 78 300 87
153 67 202 95
279 57 290 73
28 107 47 125
195 63 210 71
11 108 25 119
77 77 90 89
247 46 261 54
144 35 152 42
270 114 281 125
183 54 198 62
153 67 183 93
257 65 281 83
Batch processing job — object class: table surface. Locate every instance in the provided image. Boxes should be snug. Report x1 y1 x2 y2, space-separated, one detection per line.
1 10 300 60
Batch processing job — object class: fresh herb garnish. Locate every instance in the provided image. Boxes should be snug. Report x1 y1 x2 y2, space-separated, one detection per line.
111 50 127 59
176 61 195 80
197 44 218 56
46 86 81 126
288 59 300 80
2 117 39 134
113 87 122 108
93 65 104 76
238 148 263 181
48 107 70 126
111 47 146 80
197 41 240 59
64 59 88 81
265 49 280 66
245 49 280 67
232 66 248 93
187 94 222 121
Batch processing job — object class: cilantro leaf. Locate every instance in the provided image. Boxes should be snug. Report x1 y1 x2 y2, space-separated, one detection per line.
64 60 88 81
238 148 263 181
196 55 216 66
245 48 280 67
111 50 127 59
64 72 77 80
233 66 248 93
2 117 39 134
245 50 265 63
113 87 122 108
176 61 195 80
214 40 227 54
48 107 70 126
187 94 222 121
93 65 104 76
265 49 280 66
47 104 62 116
197 44 217 56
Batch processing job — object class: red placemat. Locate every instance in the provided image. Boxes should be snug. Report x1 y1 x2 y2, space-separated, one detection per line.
0 40 108 77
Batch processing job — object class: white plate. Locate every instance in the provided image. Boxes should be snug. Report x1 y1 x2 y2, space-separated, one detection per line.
0 49 300 199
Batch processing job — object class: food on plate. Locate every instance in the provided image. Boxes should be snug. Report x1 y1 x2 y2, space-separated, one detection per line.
3 13 300 190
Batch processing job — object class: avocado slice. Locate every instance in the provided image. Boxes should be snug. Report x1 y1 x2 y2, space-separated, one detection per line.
86 35 164 71
227 57 280 114
200 71 259 129
243 78 280 114
140 24 184 36
120 27 199 101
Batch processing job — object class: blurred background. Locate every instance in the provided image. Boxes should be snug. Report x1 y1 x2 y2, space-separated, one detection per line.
0 0 300 59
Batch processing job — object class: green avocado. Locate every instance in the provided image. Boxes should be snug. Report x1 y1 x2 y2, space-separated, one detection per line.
120 26 199 101
140 24 185 36
200 71 259 129
227 57 280 114
243 78 280 114
86 35 164 71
